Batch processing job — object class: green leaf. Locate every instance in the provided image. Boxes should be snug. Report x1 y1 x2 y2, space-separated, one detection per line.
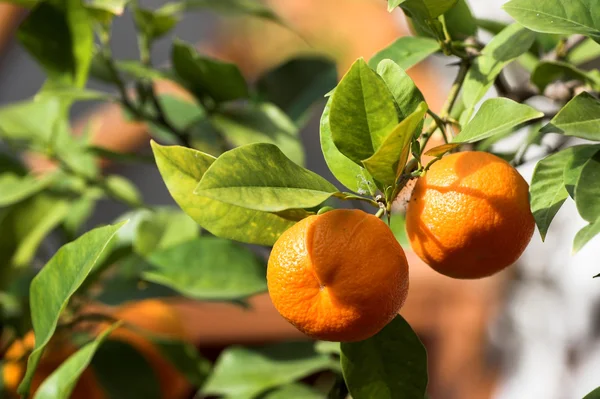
85 0 129 15
563 144 600 198
132 6 179 41
172 40 249 102
376 60 426 119
567 38 600 65
423 143 459 157
0 173 54 207
195 143 338 212
181 0 282 23
575 151 600 222
462 23 535 111
396 0 458 19
203 342 336 398
104 175 143 208
443 0 477 40
144 237 266 301
63 193 99 238
91 339 161 399
389 213 409 247
17 222 126 397
0 98 61 145
35 87 112 102
18 0 93 87
133 208 199 256
541 92 600 140
33 323 121 399
453 98 543 143
363 103 428 187
210 103 304 165
531 61 597 92
151 141 296 246
573 219 600 254
584 387 600 399
341 315 428 399
368 37 439 71
260 383 324 399
320 98 376 194
150 337 211 388
330 58 398 165
314 341 341 356
529 149 573 240
503 0 600 43
256 57 337 124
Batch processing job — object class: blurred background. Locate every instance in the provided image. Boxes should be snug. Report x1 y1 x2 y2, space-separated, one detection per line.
0 0 599 398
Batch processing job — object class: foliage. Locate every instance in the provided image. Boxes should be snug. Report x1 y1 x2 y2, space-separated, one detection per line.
0 0 599 397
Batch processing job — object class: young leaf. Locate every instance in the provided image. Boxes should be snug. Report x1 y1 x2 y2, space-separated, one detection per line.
320 98 377 194
33 323 121 399
563 144 600 199
573 219 600 254
256 57 337 124
151 142 296 246
376 60 426 119
575 151 600 223
531 61 597 92
210 103 304 165
453 98 543 143
529 149 573 240
330 58 398 165
443 0 477 40
363 102 428 187
341 315 428 399
541 92 600 141
462 23 536 112
172 40 249 103
144 237 267 301
503 0 600 43
0 173 54 207
202 342 336 398
18 0 93 87
368 37 439 71
194 143 338 212
17 222 126 397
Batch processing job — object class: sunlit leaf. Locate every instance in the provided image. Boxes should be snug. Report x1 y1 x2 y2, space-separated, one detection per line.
368 37 439 71
541 92 600 141
575 151 600 223
562 144 600 198
376 60 426 119
573 219 600 254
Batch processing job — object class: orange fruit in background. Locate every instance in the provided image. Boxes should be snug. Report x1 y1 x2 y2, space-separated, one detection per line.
2 300 190 399
267 209 409 342
406 151 535 279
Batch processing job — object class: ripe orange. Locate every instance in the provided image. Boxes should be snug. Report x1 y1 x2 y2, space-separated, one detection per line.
406 151 534 279
267 209 409 342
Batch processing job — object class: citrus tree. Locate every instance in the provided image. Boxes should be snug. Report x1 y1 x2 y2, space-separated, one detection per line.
1 0 600 398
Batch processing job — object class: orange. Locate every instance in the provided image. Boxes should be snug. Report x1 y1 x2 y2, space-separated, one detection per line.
2 332 105 399
406 151 534 279
267 209 409 342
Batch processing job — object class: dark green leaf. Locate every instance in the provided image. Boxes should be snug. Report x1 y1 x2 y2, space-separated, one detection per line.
575 151 600 222
529 149 573 240
116 60 170 81
363 102 428 187
341 315 428 399
376 59 426 119
133 6 179 41
17 222 126 397
573 219 600 254
443 0 477 40
562 144 600 198
195 143 338 212
145 237 266 301
211 103 304 165
0 173 54 207
33 323 121 399
86 146 155 164
150 337 211 388
151 141 296 245
462 23 536 113
320 98 376 194
541 92 600 140
203 342 336 398
583 386 600 399
474 18 507 35
396 0 458 19
531 61 596 92
257 57 337 124
567 39 600 65
18 0 93 87
453 98 543 143
503 0 600 43
368 37 439 71
330 58 398 165
92 339 161 399
172 40 249 102
260 383 324 399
